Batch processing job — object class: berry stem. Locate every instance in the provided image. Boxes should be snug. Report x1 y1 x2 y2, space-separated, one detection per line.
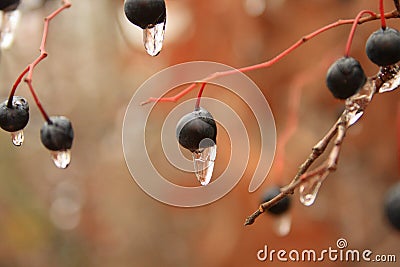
6 0 71 122
194 83 206 110
380 0 387 29
140 9 394 105
344 10 376 57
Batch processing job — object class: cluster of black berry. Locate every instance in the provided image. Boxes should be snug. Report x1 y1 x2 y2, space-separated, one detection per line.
0 0 74 168
326 26 400 99
0 95 74 168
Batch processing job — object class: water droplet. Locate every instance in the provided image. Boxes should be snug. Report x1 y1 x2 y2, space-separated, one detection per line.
0 10 21 49
344 79 374 127
273 213 291 236
51 150 71 169
143 21 165 56
299 173 328 206
192 145 217 186
11 130 23 146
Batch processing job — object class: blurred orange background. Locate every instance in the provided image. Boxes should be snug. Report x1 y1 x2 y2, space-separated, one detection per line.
0 0 399 266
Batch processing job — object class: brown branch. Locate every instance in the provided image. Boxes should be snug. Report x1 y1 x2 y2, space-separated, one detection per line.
7 0 72 122
244 65 396 225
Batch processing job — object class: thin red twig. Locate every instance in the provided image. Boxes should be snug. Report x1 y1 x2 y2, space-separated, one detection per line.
139 9 400 106
194 83 206 110
380 0 387 29
7 0 72 123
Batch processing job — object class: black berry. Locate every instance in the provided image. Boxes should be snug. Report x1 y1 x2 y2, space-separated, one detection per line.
384 182 400 231
261 186 292 216
0 0 20 11
124 0 166 29
326 57 367 99
0 96 29 132
40 116 74 151
366 27 400 66
176 107 217 153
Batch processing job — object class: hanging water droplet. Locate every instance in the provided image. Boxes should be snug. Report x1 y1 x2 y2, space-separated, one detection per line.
272 213 291 236
143 20 165 56
192 145 217 186
299 173 328 206
11 130 23 146
0 10 21 49
51 150 71 169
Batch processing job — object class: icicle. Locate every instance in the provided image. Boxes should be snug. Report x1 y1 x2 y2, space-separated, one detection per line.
344 79 374 127
0 10 20 49
192 145 217 186
143 20 165 56
11 130 23 146
51 150 71 169
299 172 328 206
272 213 291 236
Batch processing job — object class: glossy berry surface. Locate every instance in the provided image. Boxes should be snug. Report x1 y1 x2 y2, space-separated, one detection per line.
326 57 366 99
0 0 20 11
261 186 292 216
384 182 400 231
0 96 29 132
366 27 400 66
40 116 74 151
176 107 217 152
124 0 166 29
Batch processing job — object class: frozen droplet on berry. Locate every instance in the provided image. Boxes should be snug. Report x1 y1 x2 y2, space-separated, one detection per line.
124 0 166 56
51 150 71 169
40 116 73 168
143 21 165 56
11 130 23 146
273 213 291 236
299 173 328 206
192 141 217 186
0 9 20 49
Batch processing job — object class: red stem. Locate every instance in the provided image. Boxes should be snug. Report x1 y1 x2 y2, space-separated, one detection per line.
344 10 376 57
194 83 206 110
7 0 71 123
380 0 387 29
141 10 386 105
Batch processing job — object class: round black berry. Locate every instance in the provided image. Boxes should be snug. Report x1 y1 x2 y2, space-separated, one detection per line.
176 107 217 153
384 182 400 231
261 186 292 216
40 116 74 151
124 0 166 29
366 27 400 66
0 0 20 11
326 57 367 99
0 96 29 132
